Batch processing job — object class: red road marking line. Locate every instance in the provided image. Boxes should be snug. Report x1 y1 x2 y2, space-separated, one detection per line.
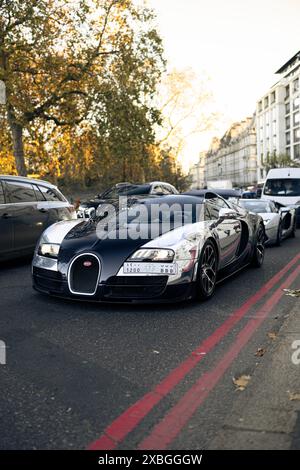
139 264 300 449
87 254 300 450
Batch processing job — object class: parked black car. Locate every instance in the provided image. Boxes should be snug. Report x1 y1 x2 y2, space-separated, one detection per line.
77 181 179 218
0 175 76 260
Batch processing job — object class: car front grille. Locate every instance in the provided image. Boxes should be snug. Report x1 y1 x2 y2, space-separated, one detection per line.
68 254 100 295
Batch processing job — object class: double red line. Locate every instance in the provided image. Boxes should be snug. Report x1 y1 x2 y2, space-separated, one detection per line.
88 253 300 450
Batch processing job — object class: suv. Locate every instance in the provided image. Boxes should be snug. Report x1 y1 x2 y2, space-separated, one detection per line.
0 175 76 260
78 181 179 218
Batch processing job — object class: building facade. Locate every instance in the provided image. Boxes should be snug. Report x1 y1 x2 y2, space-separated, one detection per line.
189 151 207 189
256 51 300 181
204 116 257 188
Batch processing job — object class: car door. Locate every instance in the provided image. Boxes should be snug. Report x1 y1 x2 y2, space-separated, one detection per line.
0 180 14 258
207 197 241 268
4 180 49 253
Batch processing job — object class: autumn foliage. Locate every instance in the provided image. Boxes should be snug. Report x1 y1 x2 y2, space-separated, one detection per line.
0 0 192 191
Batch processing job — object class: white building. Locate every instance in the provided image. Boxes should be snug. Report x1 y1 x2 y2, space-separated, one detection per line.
204 116 257 188
256 51 300 181
189 151 207 189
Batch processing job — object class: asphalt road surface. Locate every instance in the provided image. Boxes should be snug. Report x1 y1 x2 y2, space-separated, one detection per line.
0 236 300 450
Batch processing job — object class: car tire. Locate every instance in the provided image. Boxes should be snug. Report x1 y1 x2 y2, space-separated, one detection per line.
251 224 265 268
275 222 282 246
195 240 218 300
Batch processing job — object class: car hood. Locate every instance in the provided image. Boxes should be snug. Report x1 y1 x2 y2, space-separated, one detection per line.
58 219 154 282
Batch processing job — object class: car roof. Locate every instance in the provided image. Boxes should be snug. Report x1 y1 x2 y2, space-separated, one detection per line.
150 181 175 187
206 188 241 198
128 194 204 205
183 189 222 199
0 175 56 188
266 168 300 178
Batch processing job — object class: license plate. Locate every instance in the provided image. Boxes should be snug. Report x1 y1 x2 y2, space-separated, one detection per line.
123 262 178 275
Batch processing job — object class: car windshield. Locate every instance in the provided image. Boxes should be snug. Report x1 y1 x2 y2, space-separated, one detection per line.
97 198 204 233
240 201 272 213
263 179 300 197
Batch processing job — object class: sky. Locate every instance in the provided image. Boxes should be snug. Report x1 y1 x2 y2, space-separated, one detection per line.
148 0 300 170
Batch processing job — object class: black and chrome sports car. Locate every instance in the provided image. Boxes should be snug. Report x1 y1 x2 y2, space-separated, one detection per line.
32 191 265 303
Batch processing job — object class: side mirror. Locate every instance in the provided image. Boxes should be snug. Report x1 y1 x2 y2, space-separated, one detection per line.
219 207 237 219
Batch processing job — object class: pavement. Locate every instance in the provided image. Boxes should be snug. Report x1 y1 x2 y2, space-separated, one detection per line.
209 301 300 449
0 236 300 450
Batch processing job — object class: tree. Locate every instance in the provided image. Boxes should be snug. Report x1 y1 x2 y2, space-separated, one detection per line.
156 68 218 166
263 151 300 173
0 0 164 176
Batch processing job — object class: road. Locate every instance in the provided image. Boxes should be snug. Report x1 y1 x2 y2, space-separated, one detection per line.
0 236 300 450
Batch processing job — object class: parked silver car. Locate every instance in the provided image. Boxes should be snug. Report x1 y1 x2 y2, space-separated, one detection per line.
238 199 296 246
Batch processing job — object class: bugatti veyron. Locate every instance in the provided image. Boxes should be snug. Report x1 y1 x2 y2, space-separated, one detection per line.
32 191 265 303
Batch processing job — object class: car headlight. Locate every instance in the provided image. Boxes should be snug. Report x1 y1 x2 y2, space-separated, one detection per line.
38 243 60 258
263 219 271 224
128 248 174 262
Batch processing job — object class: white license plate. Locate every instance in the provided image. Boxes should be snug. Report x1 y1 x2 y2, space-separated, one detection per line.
123 262 178 275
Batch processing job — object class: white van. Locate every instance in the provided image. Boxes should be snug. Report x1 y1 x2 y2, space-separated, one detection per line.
262 168 300 227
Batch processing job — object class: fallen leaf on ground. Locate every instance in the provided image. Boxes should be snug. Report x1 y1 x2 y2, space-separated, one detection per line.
255 348 266 357
267 332 277 340
288 392 300 401
283 288 300 297
233 375 251 391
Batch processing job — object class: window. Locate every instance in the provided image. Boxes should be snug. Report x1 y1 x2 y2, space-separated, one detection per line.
293 96 300 111
294 144 300 160
294 128 300 143
152 185 164 195
293 78 299 93
286 102 290 114
264 96 269 108
5 181 37 203
206 196 229 220
33 184 45 201
285 85 290 99
286 132 291 145
258 101 262 112
294 112 300 126
38 185 64 201
271 91 276 103
286 146 291 156
263 179 300 197
0 182 5 204
286 116 290 130
206 202 219 220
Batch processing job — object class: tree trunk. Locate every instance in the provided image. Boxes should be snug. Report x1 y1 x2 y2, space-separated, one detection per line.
7 109 27 176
